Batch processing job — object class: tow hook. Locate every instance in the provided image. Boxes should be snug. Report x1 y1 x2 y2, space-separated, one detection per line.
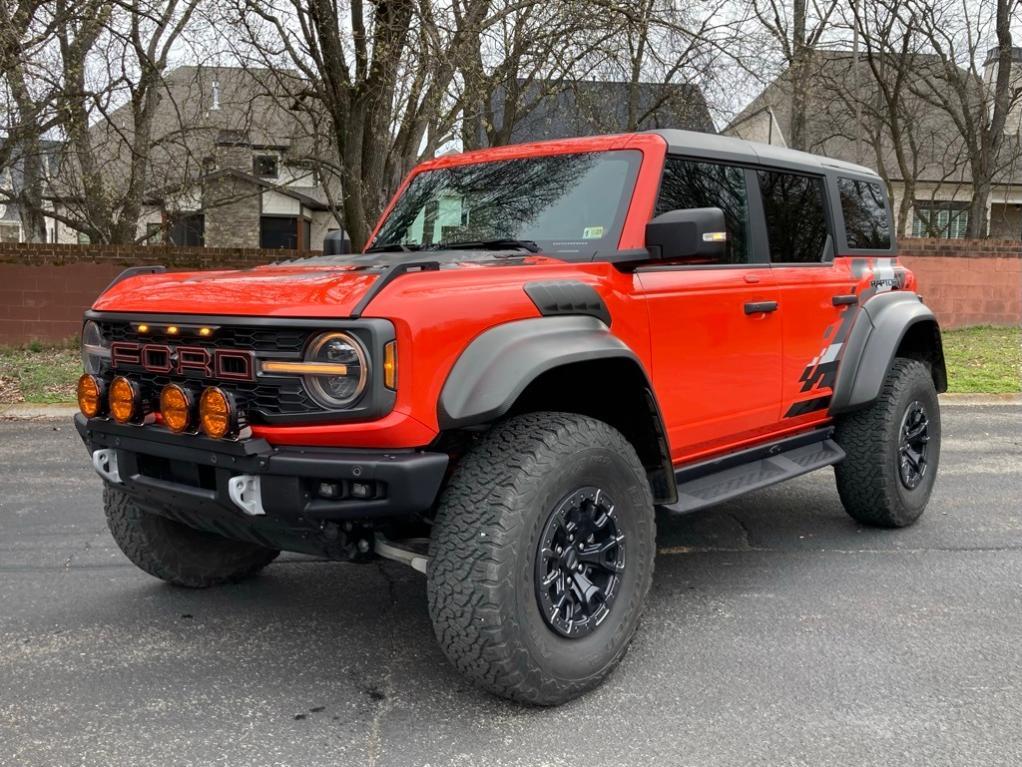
373 535 430 574
91 449 122 484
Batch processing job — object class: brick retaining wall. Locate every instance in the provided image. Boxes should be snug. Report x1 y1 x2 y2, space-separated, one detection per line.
0 243 308 344
898 239 1021 330
0 239 1018 345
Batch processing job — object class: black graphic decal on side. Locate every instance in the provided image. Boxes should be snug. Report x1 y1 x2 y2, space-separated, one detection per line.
784 395 832 418
786 257 904 417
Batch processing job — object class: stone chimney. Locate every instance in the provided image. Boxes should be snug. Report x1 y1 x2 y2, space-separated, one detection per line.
214 129 252 173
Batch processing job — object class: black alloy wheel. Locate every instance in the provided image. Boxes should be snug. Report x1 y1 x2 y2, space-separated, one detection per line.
535 486 625 638
898 400 930 490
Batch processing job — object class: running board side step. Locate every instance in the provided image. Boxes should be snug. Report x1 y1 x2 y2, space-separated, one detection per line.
662 430 845 515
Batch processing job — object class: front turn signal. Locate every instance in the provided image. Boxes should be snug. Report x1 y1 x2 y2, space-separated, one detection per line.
77 374 106 418
383 341 397 390
199 386 238 439
108 376 141 424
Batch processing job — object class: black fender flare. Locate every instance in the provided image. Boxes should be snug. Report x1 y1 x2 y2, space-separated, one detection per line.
830 291 945 414
438 316 647 429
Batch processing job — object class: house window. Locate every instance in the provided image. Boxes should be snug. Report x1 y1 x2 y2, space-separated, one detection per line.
254 155 278 179
146 223 164 244
912 203 969 239
77 231 91 245
260 216 298 249
169 214 204 246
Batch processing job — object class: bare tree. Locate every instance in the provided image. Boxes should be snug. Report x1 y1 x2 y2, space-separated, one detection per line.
749 0 841 150
54 0 202 243
908 0 1021 238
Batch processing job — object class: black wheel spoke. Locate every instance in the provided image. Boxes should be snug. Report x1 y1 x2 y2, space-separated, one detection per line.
898 401 931 490
535 487 624 638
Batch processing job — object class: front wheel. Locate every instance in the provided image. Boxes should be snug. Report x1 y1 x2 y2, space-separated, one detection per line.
104 486 280 588
426 412 656 705
834 358 941 527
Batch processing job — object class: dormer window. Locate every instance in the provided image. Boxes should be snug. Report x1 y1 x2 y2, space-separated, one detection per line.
254 155 278 179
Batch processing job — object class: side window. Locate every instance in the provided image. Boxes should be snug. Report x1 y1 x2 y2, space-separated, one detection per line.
757 170 829 263
839 177 891 248
655 158 749 264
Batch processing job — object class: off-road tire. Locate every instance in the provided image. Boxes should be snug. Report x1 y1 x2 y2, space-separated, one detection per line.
427 412 656 705
104 485 279 587
834 358 941 528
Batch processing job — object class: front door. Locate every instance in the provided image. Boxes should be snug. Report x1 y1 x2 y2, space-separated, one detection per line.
637 158 783 463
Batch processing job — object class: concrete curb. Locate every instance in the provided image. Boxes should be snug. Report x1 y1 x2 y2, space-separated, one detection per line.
2 392 1020 421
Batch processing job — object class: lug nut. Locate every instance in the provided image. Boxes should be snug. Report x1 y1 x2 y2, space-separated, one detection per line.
576 564 584 572
357 539 370 553
555 545 562 554
577 542 584 550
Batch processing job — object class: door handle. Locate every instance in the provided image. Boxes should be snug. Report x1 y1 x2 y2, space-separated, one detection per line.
744 300 779 315
832 294 858 306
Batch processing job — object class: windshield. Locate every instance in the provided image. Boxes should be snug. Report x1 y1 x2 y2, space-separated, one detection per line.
370 150 641 259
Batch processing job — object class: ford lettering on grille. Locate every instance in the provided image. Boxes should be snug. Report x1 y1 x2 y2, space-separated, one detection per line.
110 341 255 382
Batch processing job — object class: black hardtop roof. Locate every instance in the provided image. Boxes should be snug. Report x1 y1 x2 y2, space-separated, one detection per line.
647 129 881 180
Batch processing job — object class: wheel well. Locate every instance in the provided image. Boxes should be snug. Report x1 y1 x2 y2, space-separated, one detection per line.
505 358 676 504
896 320 948 393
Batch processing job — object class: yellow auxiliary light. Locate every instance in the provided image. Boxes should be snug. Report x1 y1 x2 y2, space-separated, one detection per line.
77 374 106 418
160 383 194 433
199 387 237 439
108 376 141 424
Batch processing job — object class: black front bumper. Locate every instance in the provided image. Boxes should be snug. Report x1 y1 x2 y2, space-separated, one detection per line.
75 414 449 527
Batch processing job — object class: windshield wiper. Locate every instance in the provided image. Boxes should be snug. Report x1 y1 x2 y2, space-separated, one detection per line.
434 238 541 253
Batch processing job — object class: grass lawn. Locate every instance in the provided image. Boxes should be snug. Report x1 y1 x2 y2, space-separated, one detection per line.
0 341 81 405
0 326 1019 405
942 325 1022 394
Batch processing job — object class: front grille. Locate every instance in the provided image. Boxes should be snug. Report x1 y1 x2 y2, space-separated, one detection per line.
96 320 325 420
101 322 308 355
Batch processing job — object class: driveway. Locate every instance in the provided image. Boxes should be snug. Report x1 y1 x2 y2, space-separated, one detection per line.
1 401 1020 766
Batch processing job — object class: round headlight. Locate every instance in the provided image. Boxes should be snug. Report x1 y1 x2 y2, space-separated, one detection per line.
304 332 368 408
81 320 109 374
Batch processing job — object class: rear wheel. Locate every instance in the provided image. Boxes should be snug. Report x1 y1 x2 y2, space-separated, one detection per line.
104 486 279 588
427 412 656 705
834 358 941 527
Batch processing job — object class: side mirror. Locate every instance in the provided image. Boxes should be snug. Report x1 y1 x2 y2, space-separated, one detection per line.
323 230 351 255
645 207 727 262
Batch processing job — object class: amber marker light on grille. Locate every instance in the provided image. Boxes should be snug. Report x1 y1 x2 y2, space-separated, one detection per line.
261 361 349 375
77 374 105 418
383 341 397 390
198 327 213 337
137 324 149 333
199 387 236 439
166 325 179 335
160 384 194 433
109 376 141 424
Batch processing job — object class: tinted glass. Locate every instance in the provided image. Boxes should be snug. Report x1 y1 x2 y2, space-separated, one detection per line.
371 151 641 259
260 216 297 249
757 171 829 263
839 177 891 248
655 158 749 264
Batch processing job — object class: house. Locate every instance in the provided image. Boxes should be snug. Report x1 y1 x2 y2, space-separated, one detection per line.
44 65 343 250
725 49 1022 239
484 79 715 144
0 141 63 243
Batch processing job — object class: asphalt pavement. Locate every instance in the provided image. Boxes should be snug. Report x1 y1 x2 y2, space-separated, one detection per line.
1 401 1020 766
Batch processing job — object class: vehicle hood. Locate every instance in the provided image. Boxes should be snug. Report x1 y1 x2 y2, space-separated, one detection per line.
91 253 560 318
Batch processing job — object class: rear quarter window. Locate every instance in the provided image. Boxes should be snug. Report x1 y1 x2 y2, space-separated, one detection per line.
838 177 891 249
